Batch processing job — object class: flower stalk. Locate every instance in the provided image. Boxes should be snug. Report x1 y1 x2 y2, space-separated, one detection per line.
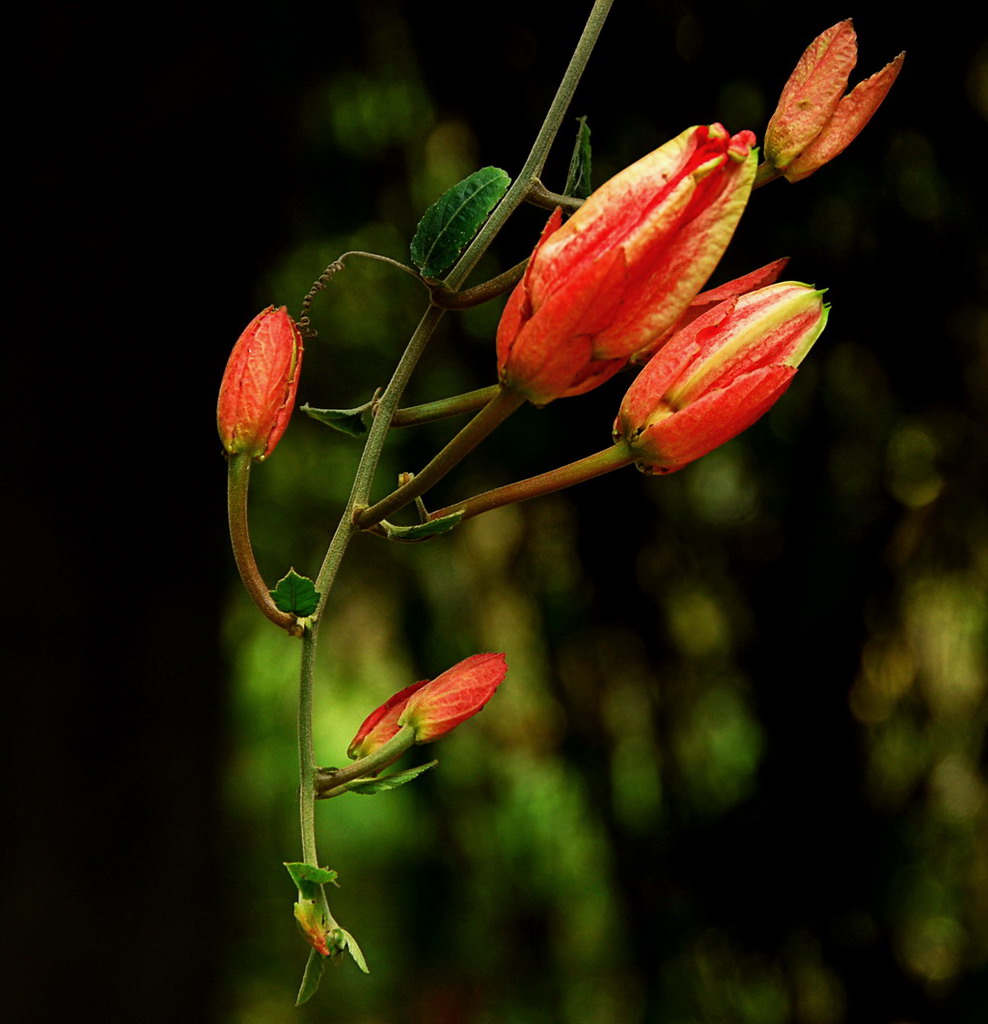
226 454 299 633
356 386 527 530
428 443 635 523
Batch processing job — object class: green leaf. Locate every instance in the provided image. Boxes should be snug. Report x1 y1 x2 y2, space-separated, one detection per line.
270 570 320 617
295 950 325 1006
302 402 368 438
346 760 438 795
410 167 511 278
383 510 464 542
285 861 338 900
336 928 370 974
564 117 592 200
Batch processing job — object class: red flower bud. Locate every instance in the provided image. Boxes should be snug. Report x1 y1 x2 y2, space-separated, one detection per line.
217 306 303 460
765 20 904 183
614 283 828 473
497 124 758 405
347 653 507 759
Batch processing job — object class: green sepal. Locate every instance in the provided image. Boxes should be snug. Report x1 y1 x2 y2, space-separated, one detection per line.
564 116 592 200
334 928 370 973
270 570 320 617
295 950 325 1006
301 402 368 438
345 760 438 795
382 510 464 542
284 861 338 900
410 167 511 278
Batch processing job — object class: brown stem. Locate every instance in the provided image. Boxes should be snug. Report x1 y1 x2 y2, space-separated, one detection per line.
388 385 501 427
428 443 635 523
525 179 585 212
429 260 528 310
356 386 527 530
226 454 300 635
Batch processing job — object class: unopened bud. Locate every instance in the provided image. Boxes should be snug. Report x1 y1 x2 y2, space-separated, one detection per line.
217 306 303 460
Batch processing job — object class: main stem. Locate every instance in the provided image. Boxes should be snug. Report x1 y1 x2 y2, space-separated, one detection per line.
293 0 616 935
445 0 615 290
296 304 446 880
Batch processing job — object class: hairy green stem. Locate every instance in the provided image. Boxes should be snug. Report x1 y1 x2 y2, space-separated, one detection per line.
429 260 527 309
298 630 321 865
314 725 417 797
428 443 635 523
389 385 500 427
754 162 783 188
444 0 614 290
297 628 339 943
526 179 585 212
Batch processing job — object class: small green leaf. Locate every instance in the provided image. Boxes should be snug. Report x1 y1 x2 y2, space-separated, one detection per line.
285 861 338 900
270 570 320 617
564 117 593 200
302 402 368 438
383 510 464 542
336 928 370 973
295 950 325 1006
346 760 438 795
410 167 511 278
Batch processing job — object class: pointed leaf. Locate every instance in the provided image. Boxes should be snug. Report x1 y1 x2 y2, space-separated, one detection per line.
302 402 368 438
564 116 593 199
383 510 464 542
285 861 338 899
345 760 438 795
270 570 320 617
295 950 325 1006
337 928 370 973
410 167 511 278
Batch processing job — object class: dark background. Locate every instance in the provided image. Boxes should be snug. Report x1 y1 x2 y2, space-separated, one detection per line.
7 2 986 1021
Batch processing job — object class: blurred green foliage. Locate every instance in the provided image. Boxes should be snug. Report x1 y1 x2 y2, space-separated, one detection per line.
218 5 987 1022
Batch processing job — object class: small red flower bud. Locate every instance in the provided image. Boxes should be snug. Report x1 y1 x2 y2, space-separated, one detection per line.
217 306 303 460
614 283 828 473
765 20 904 183
496 124 758 405
347 653 507 759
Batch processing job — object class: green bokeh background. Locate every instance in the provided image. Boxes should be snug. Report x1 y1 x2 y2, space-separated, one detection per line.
8 2 986 1022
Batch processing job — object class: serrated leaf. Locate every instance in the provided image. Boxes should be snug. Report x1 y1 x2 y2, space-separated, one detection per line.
564 116 592 200
383 510 464 542
410 167 511 278
337 928 370 973
285 861 338 900
295 950 325 1006
270 570 320 617
302 402 368 438
346 760 438 795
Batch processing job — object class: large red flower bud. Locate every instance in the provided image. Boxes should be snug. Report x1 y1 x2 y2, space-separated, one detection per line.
496 124 758 405
217 306 303 460
614 283 828 473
